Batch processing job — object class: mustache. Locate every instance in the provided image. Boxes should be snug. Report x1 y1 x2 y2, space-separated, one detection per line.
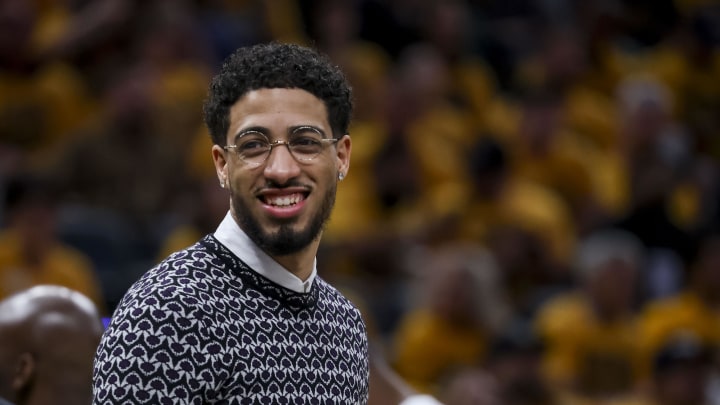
258 179 309 190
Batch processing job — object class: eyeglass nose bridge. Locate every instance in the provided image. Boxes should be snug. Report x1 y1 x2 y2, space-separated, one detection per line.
268 139 291 149
265 139 304 162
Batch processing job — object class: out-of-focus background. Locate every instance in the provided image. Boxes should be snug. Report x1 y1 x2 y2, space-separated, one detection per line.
2 0 720 403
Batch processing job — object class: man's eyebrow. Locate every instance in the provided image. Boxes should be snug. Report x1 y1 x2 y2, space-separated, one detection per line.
290 125 327 138
233 126 269 141
233 125 328 141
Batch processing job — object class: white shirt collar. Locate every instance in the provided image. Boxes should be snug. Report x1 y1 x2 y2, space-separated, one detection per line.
213 211 317 293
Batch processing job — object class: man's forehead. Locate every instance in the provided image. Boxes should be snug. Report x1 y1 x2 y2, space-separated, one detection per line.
230 88 327 113
226 88 330 138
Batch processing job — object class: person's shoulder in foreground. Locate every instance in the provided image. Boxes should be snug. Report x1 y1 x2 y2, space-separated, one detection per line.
93 41 369 404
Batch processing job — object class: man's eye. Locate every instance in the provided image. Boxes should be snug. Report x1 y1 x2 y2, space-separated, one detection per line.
238 140 268 153
291 137 322 147
291 137 322 152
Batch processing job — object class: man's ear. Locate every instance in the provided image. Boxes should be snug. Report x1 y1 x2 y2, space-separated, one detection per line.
12 352 34 392
335 134 351 180
212 145 229 188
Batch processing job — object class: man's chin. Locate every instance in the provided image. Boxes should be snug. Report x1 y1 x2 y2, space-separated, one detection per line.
259 236 309 257
233 191 333 257
253 223 316 256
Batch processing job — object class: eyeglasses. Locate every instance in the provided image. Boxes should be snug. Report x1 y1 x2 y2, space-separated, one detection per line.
223 127 338 167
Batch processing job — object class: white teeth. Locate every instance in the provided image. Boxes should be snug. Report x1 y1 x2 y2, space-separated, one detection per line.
267 194 302 207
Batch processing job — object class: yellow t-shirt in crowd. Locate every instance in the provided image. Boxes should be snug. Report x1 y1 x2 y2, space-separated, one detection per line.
392 309 486 394
535 293 639 397
457 178 576 263
635 291 720 379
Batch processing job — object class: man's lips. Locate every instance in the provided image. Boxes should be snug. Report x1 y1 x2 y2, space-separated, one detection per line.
257 187 309 210
261 192 306 207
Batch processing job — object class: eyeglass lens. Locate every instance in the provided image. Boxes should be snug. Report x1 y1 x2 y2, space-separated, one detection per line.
234 130 331 165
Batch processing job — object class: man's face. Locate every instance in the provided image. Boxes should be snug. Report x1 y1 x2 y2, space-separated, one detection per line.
213 88 351 257
588 259 637 316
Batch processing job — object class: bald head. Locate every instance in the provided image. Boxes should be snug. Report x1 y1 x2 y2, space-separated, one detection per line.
0 285 103 405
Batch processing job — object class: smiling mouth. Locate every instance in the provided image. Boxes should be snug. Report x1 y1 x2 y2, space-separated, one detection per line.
261 192 306 207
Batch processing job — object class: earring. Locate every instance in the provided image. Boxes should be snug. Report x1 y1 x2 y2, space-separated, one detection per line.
338 172 345 181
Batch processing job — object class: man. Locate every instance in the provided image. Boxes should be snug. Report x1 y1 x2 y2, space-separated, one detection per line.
636 230 720 380
93 42 369 403
0 285 104 405
535 228 644 400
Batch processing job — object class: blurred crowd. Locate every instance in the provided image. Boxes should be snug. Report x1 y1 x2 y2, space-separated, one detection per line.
2 0 720 404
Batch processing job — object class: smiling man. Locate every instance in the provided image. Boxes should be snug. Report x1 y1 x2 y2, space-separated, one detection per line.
92 43 369 404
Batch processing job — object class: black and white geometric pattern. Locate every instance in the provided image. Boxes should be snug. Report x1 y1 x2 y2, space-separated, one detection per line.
93 235 369 404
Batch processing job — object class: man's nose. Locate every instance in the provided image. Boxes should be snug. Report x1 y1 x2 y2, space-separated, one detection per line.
263 142 302 184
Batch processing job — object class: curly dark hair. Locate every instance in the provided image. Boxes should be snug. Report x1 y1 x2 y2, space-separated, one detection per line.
203 42 353 146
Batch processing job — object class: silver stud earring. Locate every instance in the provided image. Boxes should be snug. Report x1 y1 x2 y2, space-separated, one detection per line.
338 172 345 181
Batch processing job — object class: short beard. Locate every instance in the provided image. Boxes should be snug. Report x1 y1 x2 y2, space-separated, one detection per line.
231 181 337 256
